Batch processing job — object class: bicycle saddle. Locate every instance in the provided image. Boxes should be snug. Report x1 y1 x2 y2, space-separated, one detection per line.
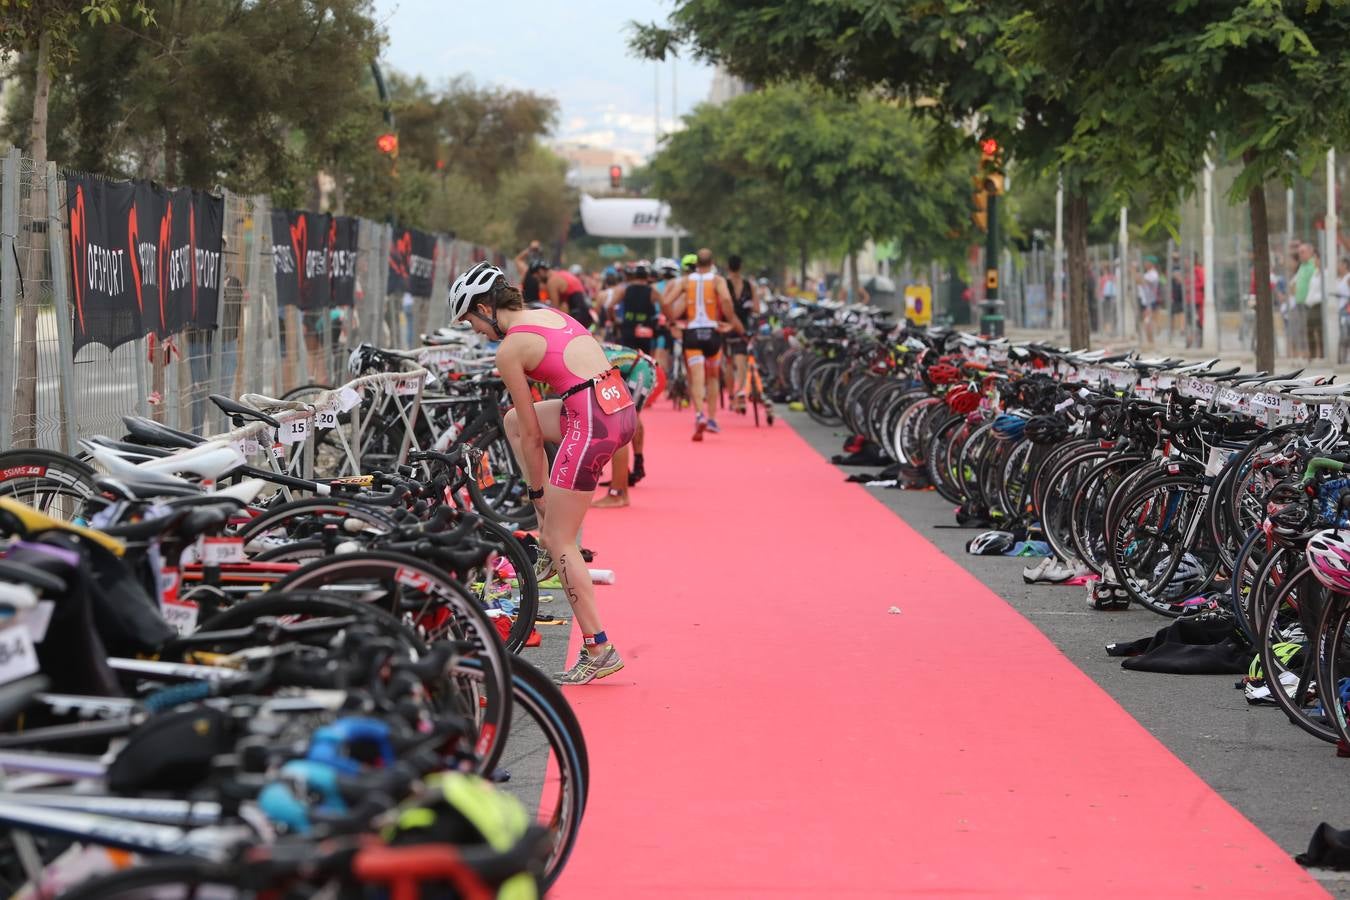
85 440 245 488
210 395 280 428
82 435 173 461
122 415 202 449
240 393 313 413
93 474 202 501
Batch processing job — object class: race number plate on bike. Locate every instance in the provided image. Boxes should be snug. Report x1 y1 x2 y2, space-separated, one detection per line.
594 368 635 414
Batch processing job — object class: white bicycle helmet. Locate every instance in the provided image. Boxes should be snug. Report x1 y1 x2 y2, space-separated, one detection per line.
449 262 505 323
653 257 679 280
967 530 1015 556
1307 529 1350 593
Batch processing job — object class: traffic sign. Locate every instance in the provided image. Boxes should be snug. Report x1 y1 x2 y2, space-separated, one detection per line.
598 244 628 259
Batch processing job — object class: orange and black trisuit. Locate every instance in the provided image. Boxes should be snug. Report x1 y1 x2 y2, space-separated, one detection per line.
680 271 723 366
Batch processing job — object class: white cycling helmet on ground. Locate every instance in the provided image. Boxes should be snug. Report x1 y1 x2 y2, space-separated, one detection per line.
967 530 1015 556
449 262 505 323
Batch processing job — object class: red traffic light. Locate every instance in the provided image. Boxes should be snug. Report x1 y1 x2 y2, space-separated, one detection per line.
609 165 622 188
980 138 1000 157
376 133 399 154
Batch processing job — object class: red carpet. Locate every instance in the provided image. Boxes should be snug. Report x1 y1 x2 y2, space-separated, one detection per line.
554 405 1327 898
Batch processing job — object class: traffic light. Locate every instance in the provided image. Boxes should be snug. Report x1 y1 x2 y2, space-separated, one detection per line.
609 165 622 189
376 133 399 155
979 138 1005 195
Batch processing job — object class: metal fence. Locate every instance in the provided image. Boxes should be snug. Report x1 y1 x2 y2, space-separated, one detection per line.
878 153 1350 364
0 146 502 454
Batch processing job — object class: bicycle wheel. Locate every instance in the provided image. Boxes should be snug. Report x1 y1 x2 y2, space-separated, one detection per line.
1315 591 1350 746
265 551 513 773
1257 565 1338 743
802 362 843 426
925 414 968 504
237 498 402 552
462 434 537 530
1108 476 1220 616
1070 454 1148 577
0 449 98 523
460 656 587 890
1039 447 1112 565
250 511 540 655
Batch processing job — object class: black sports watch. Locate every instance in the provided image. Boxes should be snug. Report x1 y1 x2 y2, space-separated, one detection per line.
528 486 545 500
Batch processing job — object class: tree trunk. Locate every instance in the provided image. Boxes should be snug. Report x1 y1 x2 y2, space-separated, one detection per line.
332 173 347 216
1246 151 1275 372
14 29 52 448
849 250 864 303
1066 188 1091 349
798 241 807 287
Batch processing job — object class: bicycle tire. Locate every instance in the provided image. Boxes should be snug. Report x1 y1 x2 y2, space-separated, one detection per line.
1258 565 1338 743
263 551 513 773
0 449 99 523
460 655 588 890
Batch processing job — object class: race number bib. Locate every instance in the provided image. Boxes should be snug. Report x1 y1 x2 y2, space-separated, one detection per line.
593 368 634 415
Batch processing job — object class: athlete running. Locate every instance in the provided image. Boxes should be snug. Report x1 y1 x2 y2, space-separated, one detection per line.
450 261 635 685
615 259 659 354
723 255 760 414
663 248 744 440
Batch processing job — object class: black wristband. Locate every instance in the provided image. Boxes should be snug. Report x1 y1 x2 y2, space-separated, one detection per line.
528 486 545 500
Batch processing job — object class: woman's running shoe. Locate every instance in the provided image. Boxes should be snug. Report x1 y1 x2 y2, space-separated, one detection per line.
693 413 707 442
706 418 721 434
554 645 624 685
532 546 555 581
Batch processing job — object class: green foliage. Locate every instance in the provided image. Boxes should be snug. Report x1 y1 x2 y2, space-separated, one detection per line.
1011 0 1350 217
648 84 973 271
0 0 570 245
0 0 153 64
3 0 384 191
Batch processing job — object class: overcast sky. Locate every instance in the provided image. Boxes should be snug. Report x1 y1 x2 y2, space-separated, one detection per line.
371 0 714 159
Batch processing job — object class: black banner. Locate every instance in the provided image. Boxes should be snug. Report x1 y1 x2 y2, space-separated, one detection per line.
387 227 437 298
67 175 223 352
272 210 360 309
328 216 359 307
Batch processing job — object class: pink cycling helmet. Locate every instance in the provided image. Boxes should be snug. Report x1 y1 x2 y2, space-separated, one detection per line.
1305 529 1350 594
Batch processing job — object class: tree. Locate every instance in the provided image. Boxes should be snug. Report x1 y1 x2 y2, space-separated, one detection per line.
632 2 1107 342
5 31 569 242
3 0 383 193
1011 0 1350 369
648 84 972 288
0 0 152 446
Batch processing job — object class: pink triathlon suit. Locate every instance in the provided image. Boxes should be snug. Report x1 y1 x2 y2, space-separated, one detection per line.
509 312 637 492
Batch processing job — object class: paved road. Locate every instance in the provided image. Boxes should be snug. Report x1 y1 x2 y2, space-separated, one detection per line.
786 408 1350 895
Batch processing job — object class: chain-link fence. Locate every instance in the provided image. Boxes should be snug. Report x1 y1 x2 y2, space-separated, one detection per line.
0 146 495 455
